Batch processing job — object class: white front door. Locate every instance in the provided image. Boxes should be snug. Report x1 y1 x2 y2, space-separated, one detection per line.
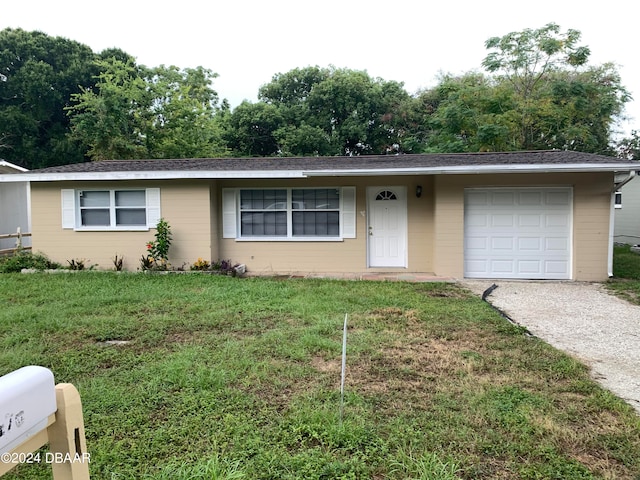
367 187 407 267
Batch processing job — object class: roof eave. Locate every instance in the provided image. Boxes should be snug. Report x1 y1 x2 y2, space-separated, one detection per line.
303 163 640 176
1 162 639 183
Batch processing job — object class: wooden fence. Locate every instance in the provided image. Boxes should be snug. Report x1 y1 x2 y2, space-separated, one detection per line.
0 228 32 256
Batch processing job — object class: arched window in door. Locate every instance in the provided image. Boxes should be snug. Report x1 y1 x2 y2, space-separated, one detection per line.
375 190 397 201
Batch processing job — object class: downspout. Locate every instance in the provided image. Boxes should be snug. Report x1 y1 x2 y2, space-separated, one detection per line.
608 171 637 277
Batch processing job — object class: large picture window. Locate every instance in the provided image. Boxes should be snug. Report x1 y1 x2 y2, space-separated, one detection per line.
224 187 355 240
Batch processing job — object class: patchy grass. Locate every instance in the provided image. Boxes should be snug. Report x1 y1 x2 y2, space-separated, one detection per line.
608 245 640 304
1 273 639 479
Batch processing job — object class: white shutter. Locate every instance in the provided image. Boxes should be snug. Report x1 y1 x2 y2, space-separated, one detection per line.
341 186 356 238
222 189 237 238
146 188 161 227
61 189 76 229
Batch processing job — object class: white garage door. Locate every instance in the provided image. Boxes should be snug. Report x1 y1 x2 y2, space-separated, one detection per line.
464 188 572 279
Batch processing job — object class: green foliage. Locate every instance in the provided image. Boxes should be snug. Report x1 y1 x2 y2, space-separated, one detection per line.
222 101 284 156
0 28 97 168
145 454 246 480
2 25 633 163
607 245 640 304
141 218 172 270
66 258 86 270
67 58 228 160
612 245 640 280
0 251 61 272
225 66 413 156
617 130 640 160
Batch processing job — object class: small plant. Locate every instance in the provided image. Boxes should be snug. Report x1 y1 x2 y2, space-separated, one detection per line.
212 259 240 276
140 254 155 271
113 255 124 271
191 257 211 271
67 258 86 270
142 218 172 271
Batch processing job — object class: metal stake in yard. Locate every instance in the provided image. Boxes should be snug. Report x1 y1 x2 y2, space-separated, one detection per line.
340 313 348 426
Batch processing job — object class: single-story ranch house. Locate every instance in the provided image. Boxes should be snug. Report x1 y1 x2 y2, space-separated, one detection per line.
1 151 638 281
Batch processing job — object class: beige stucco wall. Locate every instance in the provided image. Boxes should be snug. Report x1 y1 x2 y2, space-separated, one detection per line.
431 172 613 281
31 180 212 271
216 176 433 274
30 172 613 280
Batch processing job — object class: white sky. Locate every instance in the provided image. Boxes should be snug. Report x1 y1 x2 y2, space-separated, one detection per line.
2 0 639 137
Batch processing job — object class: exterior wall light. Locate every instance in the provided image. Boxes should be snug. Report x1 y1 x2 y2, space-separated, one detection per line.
416 185 423 198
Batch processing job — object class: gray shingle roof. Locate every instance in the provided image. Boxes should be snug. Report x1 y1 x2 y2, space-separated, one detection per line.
28 151 639 174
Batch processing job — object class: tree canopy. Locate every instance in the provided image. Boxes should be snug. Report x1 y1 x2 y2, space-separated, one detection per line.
0 24 635 168
67 59 228 160
0 28 97 168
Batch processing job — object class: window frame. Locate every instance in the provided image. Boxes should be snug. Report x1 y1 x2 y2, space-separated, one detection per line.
223 187 356 242
61 188 160 231
614 191 622 209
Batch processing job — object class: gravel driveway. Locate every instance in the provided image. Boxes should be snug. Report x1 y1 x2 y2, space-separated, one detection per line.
460 280 640 414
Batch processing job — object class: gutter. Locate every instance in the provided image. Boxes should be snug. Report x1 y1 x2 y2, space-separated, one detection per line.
2 162 640 183
608 170 637 277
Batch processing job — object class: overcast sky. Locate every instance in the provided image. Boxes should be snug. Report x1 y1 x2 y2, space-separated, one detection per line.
3 0 639 137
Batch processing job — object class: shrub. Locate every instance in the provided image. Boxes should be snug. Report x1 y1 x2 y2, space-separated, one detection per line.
191 258 211 271
0 251 62 273
142 218 173 271
212 259 241 276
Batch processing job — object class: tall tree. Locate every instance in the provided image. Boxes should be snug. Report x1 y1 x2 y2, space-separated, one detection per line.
223 101 284 156
67 60 227 160
413 24 629 154
480 23 628 152
239 66 413 156
0 28 97 168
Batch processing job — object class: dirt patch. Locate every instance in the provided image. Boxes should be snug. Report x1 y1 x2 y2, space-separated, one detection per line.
347 338 485 400
311 356 341 373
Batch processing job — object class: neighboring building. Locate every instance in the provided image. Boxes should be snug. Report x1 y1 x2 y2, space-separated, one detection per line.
614 175 640 245
0 160 30 252
1 151 638 280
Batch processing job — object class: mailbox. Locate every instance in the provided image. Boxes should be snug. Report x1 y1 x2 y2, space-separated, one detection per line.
0 366 56 454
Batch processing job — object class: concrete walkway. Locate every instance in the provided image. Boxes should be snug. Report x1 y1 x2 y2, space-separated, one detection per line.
460 280 640 414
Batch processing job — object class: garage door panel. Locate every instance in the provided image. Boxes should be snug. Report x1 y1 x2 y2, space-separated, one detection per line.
546 191 571 205
491 215 515 227
466 236 488 251
466 213 488 227
491 260 516 274
545 237 569 251
518 237 542 251
492 192 515 205
519 214 542 227
491 237 514 251
518 191 543 205
467 191 489 205
545 214 570 227
465 187 572 279
545 261 570 275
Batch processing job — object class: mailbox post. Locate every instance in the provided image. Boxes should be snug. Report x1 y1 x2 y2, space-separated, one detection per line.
0 366 90 479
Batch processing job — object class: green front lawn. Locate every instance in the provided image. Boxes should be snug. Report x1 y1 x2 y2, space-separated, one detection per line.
609 244 640 304
1 273 639 479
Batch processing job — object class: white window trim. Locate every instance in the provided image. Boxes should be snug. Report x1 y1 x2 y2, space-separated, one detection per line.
222 186 356 241
614 191 622 209
61 188 161 231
